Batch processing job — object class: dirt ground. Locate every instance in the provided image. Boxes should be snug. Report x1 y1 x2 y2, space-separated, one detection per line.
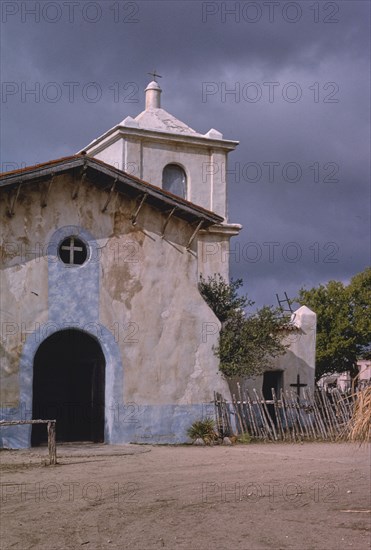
0 442 370 550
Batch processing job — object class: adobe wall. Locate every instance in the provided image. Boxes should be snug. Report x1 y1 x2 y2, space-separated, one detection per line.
0 173 230 447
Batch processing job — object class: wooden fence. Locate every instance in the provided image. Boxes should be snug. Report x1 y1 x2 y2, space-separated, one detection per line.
214 384 359 442
0 420 57 464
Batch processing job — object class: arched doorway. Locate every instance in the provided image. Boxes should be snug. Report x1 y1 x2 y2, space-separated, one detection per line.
31 330 105 446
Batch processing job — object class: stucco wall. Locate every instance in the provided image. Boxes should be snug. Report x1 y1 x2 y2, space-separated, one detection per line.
94 139 123 171
197 232 231 281
93 135 228 219
0 174 231 447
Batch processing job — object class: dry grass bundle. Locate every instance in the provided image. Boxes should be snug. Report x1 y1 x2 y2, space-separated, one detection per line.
347 386 371 444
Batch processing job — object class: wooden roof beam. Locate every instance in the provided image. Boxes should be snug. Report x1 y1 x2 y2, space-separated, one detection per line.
161 207 177 239
40 175 54 208
72 161 87 200
7 184 21 217
186 219 204 251
101 178 117 213
131 193 148 225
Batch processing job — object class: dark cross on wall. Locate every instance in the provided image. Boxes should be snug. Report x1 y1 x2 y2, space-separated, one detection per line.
290 374 307 397
61 237 83 265
148 70 162 82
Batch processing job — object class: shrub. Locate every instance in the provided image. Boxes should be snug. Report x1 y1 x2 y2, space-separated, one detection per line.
187 418 218 444
237 433 252 444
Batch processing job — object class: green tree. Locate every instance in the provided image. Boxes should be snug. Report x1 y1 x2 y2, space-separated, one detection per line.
198 274 252 322
199 274 287 378
297 267 371 381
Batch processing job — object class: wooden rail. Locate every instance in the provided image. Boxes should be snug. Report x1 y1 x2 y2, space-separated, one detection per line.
0 420 57 465
214 386 358 442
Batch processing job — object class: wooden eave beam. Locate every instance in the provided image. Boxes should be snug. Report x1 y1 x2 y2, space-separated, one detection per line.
7 184 22 217
161 207 177 238
186 219 204 251
40 175 54 208
101 178 117 212
72 161 87 200
131 193 148 225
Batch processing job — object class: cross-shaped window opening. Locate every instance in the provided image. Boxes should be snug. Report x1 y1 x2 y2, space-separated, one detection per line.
59 236 88 266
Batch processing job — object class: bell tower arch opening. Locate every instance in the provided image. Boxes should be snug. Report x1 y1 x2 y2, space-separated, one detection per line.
162 163 187 199
31 329 105 446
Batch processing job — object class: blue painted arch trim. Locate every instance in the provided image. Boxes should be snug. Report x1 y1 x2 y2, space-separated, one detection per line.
10 322 124 448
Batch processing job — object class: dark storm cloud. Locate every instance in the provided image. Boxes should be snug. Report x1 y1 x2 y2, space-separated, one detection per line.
1 0 370 307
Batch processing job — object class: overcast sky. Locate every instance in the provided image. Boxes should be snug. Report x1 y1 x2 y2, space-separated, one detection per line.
1 0 370 309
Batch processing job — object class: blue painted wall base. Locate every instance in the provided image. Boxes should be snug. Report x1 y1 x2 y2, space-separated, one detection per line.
0 404 211 448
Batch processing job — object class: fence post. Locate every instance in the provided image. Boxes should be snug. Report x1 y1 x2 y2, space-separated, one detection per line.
47 421 57 465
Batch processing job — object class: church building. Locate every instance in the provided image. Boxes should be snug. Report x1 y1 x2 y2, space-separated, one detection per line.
0 79 242 447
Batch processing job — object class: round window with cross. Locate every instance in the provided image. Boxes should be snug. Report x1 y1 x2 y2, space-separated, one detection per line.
58 236 88 266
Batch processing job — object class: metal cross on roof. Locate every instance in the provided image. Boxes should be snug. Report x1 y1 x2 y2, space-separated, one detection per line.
148 70 162 82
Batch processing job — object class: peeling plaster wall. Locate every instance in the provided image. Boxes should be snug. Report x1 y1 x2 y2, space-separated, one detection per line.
0 174 231 447
1 181 50 406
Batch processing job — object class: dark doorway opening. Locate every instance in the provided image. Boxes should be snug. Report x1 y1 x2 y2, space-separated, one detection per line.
32 330 105 446
262 371 283 426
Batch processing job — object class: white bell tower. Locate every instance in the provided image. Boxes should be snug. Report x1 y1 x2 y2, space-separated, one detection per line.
80 78 242 278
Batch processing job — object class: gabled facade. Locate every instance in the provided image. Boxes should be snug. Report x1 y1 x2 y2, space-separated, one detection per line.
0 156 233 447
